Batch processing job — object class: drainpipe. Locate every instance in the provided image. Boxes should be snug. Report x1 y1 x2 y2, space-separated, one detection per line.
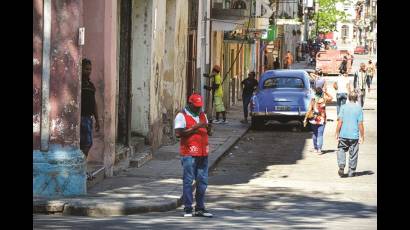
200 0 208 109
40 0 51 152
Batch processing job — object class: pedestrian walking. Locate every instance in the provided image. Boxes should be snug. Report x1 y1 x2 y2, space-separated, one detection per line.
366 59 376 90
283 51 293 69
174 93 213 217
210 65 227 123
338 56 348 74
335 91 364 177
353 63 370 107
240 71 258 124
333 72 351 116
273 57 280 69
304 78 333 154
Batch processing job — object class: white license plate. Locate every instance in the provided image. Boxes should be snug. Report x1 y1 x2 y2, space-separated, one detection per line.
275 106 290 111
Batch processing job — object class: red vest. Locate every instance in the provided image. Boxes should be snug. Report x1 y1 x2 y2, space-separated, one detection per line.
180 111 209 157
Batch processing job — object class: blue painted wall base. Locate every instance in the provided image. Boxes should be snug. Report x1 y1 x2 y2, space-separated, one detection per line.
33 144 86 197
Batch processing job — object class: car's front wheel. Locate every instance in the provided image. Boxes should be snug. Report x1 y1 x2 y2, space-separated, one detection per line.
251 116 265 130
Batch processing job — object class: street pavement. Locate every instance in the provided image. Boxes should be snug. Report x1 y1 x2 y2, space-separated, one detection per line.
33 105 250 217
34 56 377 229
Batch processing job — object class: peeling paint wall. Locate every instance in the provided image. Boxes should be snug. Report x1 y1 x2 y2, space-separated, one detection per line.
162 0 177 145
130 0 152 137
33 144 86 197
49 0 82 146
33 0 43 150
172 0 188 116
148 0 167 149
130 0 188 150
33 0 87 197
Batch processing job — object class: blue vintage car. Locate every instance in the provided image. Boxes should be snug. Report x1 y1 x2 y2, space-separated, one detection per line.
250 70 313 129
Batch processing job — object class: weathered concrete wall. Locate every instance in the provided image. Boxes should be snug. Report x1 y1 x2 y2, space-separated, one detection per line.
49 0 82 146
148 0 167 149
172 0 188 116
102 0 118 176
131 0 152 137
83 0 105 164
33 0 86 197
33 0 43 150
160 0 176 145
33 144 86 197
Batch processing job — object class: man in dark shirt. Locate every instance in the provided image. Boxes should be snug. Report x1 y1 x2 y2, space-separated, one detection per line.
240 71 258 123
339 56 348 74
273 57 280 69
80 58 100 159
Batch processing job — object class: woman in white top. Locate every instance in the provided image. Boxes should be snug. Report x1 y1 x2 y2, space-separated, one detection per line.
333 73 351 116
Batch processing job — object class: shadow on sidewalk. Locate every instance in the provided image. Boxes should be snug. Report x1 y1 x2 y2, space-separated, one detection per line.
354 170 375 177
319 149 337 155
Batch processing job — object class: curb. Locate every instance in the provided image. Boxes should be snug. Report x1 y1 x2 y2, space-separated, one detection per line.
33 124 250 217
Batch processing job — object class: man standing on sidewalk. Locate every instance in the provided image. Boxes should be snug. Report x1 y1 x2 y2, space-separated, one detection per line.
80 58 100 158
353 63 370 107
335 91 364 177
174 94 213 217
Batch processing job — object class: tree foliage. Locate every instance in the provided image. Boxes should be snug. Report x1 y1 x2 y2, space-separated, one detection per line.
314 0 350 34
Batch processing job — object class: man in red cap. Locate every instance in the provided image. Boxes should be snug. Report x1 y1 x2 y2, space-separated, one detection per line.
174 93 213 217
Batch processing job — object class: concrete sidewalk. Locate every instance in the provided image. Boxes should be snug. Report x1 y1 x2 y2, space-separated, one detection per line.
33 103 249 217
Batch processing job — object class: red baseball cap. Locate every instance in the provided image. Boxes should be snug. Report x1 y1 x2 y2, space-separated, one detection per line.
188 94 203 107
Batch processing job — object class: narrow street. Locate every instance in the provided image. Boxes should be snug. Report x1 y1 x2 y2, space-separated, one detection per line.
34 55 377 229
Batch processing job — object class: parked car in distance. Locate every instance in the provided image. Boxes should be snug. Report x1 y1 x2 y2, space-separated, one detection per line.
250 70 312 130
354 46 368 55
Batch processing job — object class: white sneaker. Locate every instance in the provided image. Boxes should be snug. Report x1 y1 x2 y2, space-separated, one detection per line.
212 120 221 124
183 213 193 217
221 120 228 124
183 208 193 217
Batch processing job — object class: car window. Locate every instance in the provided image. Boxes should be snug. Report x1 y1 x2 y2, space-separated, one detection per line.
263 77 304 89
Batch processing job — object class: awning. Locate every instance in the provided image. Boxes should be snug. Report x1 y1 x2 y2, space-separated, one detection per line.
211 19 247 31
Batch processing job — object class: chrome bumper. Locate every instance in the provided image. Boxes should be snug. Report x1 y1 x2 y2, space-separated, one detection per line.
251 111 306 116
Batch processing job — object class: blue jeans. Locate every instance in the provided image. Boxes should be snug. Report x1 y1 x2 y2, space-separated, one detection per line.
312 124 325 150
80 116 93 149
242 94 252 119
181 156 208 210
336 93 347 116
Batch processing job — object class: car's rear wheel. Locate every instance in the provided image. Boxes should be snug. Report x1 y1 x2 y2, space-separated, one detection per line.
251 117 264 130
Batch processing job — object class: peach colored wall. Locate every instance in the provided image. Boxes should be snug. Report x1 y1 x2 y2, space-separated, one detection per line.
102 0 117 176
83 0 105 164
82 0 117 176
